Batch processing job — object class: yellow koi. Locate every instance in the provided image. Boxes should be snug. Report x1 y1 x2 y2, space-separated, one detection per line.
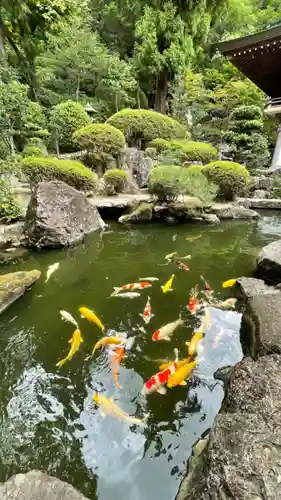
185 234 202 242
222 279 237 288
79 307 105 332
161 274 175 293
92 336 124 356
93 393 148 426
159 357 191 372
167 360 197 388
56 329 83 368
186 331 203 357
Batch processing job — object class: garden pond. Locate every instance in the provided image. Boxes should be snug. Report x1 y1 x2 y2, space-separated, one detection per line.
0 212 280 500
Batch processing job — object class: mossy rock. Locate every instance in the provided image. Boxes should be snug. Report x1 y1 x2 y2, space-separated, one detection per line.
0 270 41 314
118 202 153 224
168 199 204 220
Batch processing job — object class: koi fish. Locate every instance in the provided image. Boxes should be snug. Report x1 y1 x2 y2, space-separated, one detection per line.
112 282 152 294
172 234 177 241
161 274 175 293
138 277 159 282
165 252 177 262
177 254 191 260
79 307 105 332
167 360 197 388
175 261 190 272
142 350 179 395
110 292 141 299
93 393 148 426
159 351 191 372
140 296 154 324
186 331 203 357
60 310 78 329
112 346 125 388
45 262 59 283
222 279 237 288
200 275 213 299
188 286 200 314
209 298 237 310
152 317 183 341
185 234 202 242
92 336 124 356
56 329 83 368
198 307 211 333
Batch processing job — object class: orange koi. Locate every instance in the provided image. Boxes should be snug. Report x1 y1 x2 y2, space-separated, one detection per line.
112 346 125 389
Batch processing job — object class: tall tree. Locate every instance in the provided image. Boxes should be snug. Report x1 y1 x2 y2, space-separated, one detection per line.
0 0 72 98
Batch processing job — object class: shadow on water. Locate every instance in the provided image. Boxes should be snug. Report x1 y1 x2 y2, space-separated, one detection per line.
1 213 281 500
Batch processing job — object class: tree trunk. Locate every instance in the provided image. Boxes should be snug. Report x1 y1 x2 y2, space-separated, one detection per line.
154 69 168 114
0 21 5 59
76 75 80 102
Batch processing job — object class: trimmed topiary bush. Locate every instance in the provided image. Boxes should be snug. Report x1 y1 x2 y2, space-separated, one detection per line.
148 138 170 152
21 156 98 191
148 165 182 201
107 109 188 148
73 123 125 157
168 140 219 163
204 160 249 201
50 100 91 152
103 169 128 194
22 145 48 157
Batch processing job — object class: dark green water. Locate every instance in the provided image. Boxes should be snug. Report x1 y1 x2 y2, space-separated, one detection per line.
0 213 280 500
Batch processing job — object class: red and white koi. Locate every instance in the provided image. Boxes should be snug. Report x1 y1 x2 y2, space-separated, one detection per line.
176 261 190 272
188 286 201 314
112 281 152 294
209 298 237 311
152 317 183 341
140 296 154 324
142 349 179 395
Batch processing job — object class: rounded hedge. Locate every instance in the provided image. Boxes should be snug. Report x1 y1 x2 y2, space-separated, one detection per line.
148 138 170 152
22 145 47 157
169 140 219 163
73 123 125 157
230 105 263 121
203 161 249 201
148 165 182 201
103 169 128 194
50 100 91 152
107 109 188 146
21 156 97 191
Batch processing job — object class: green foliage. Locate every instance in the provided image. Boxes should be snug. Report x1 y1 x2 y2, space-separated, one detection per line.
179 166 218 205
73 123 125 156
145 147 157 159
50 100 91 152
148 138 170 153
168 140 219 164
224 105 270 171
107 109 188 147
271 175 281 199
22 145 47 157
148 165 182 201
21 156 98 191
103 169 128 194
0 178 21 223
204 160 249 201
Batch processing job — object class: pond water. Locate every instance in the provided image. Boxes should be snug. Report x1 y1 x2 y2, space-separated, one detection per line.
0 212 280 500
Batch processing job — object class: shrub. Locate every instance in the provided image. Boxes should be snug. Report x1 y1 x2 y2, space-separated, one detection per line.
230 105 263 121
204 161 249 201
179 166 218 205
0 178 21 222
50 100 91 152
148 165 182 201
73 123 125 157
21 156 98 191
148 138 170 152
168 140 219 164
27 137 46 147
271 175 281 199
103 169 128 194
144 147 157 159
22 145 48 157
107 109 188 147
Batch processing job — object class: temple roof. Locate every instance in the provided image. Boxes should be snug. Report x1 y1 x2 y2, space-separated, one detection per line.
216 25 281 98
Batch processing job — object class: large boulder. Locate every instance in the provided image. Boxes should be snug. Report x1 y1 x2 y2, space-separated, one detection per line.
257 239 281 284
212 204 259 220
252 189 269 198
0 470 89 500
0 270 41 314
123 147 153 187
179 355 281 500
24 181 105 248
0 222 25 248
